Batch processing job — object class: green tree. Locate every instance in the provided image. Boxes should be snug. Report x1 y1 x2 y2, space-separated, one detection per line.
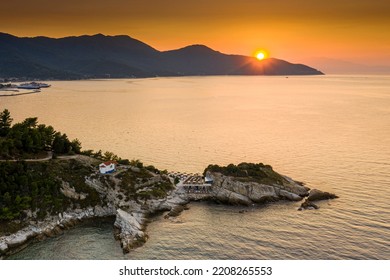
0 109 13 137
103 151 119 161
94 150 103 159
70 139 82 154
3 192 12 206
53 133 71 154
21 117 38 129
131 159 143 168
37 125 56 149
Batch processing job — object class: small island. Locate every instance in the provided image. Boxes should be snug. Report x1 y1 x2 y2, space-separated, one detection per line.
0 110 337 258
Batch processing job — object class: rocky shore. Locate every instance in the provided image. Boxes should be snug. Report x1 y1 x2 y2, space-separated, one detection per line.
0 160 337 258
0 205 115 259
205 171 309 205
298 189 339 210
111 184 189 253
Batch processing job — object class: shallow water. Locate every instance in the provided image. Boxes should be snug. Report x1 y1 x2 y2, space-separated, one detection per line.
2 75 390 259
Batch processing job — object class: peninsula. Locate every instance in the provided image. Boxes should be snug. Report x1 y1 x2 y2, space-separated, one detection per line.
0 110 336 258
0 32 323 80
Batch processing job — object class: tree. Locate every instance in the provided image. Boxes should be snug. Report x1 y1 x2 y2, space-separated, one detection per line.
70 139 82 154
131 159 143 168
103 151 119 161
38 124 56 149
52 133 66 154
22 117 38 129
94 150 103 159
0 110 83 158
0 109 13 137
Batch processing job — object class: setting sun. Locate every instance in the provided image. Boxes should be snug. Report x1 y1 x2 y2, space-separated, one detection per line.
256 52 265 60
255 50 268 60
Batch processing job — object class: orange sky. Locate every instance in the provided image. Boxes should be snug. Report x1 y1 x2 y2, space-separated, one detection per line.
1 0 390 73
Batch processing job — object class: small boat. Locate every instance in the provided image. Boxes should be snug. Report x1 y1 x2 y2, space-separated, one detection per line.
17 82 51 89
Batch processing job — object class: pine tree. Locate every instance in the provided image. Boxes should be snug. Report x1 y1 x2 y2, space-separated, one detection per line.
0 109 13 137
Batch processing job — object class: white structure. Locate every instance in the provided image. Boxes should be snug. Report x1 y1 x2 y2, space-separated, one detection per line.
204 176 214 184
99 161 117 174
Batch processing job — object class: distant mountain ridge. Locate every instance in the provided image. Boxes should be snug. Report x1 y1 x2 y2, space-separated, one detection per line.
0 33 323 79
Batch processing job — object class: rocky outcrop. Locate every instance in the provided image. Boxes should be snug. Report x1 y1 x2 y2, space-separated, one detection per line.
279 190 303 201
0 205 115 258
213 187 252 206
307 189 338 202
298 189 338 210
1 159 337 258
164 205 187 218
112 185 190 252
60 181 87 200
114 209 147 253
298 199 320 210
206 171 309 206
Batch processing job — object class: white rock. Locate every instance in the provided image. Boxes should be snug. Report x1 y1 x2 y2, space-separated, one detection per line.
6 232 29 247
114 209 143 235
0 242 8 253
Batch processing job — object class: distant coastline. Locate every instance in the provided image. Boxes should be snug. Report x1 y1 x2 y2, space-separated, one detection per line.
0 32 324 80
0 82 49 97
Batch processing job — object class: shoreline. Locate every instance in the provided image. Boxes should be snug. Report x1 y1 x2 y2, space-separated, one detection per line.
0 89 40 97
0 159 337 259
0 205 116 259
0 186 335 259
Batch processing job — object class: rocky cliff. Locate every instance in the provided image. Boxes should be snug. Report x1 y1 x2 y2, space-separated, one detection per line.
0 205 115 257
0 159 336 258
207 171 308 206
0 158 189 257
200 162 310 206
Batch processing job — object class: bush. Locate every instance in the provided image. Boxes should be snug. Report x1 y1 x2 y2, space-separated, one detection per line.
204 162 286 185
118 159 130 165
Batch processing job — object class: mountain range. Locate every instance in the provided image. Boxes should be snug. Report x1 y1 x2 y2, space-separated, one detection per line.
0 32 323 80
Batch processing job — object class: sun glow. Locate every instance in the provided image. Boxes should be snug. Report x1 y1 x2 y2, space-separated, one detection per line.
255 50 268 60
256 52 265 60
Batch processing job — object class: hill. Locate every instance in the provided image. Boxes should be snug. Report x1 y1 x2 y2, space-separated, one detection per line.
0 33 323 79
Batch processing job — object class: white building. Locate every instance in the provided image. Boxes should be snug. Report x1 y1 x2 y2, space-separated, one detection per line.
99 161 117 174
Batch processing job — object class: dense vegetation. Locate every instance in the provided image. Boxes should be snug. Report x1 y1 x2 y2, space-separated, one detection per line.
0 161 63 221
0 110 98 226
0 159 101 223
205 162 288 185
0 110 174 233
115 168 173 201
0 109 81 159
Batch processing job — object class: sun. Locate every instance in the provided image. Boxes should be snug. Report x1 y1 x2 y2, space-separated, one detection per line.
255 51 267 60
256 52 265 60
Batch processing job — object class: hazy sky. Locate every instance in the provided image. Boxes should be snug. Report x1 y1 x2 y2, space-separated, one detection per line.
1 0 390 72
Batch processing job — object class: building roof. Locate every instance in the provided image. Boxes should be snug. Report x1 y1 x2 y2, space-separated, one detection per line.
99 160 117 167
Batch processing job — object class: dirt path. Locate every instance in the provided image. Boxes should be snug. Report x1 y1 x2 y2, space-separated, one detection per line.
0 151 53 162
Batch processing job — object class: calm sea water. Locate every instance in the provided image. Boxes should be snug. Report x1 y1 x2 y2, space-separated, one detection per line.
2 75 390 259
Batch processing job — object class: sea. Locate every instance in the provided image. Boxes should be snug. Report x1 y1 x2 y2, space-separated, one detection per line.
1 75 389 259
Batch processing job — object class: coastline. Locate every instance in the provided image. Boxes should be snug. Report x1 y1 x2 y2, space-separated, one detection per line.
0 205 116 259
0 159 338 259
0 89 41 97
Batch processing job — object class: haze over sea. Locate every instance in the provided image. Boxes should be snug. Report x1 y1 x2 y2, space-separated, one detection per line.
2 75 390 259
